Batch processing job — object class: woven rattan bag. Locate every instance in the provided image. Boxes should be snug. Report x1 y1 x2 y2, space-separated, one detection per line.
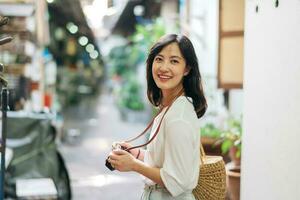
192 144 227 200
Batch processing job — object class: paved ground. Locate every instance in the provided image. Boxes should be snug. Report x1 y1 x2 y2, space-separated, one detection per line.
59 91 148 200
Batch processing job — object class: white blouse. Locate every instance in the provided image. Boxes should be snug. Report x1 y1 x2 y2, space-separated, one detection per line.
144 96 201 197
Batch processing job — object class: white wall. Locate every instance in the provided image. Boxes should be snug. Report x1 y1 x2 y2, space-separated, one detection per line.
161 0 178 33
188 0 218 77
242 1 300 199
229 89 243 117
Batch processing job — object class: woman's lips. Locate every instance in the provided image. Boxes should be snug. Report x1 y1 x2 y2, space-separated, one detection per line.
158 74 172 82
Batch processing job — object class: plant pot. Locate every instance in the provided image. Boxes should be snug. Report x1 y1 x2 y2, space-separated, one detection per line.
201 136 221 155
226 163 240 200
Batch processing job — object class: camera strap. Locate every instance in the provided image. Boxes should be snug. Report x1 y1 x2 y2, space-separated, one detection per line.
124 88 184 152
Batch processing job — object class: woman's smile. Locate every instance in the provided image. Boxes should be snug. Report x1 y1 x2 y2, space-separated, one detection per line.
157 73 173 82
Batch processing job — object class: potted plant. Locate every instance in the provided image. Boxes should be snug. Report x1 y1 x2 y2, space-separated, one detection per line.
219 117 242 166
218 117 242 200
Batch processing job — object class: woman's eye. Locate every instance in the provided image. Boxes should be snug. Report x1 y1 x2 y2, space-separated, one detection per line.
171 60 179 64
155 57 163 62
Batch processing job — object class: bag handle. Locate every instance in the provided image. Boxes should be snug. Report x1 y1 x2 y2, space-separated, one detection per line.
200 143 206 164
124 89 184 152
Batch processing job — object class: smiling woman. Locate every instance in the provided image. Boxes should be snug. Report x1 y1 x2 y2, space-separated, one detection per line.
152 42 189 104
146 34 207 117
107 34 207 200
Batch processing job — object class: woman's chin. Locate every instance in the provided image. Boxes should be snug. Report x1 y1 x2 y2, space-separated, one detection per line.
156 83 170 90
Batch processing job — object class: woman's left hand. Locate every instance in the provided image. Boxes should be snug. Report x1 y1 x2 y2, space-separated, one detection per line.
108 149 137 172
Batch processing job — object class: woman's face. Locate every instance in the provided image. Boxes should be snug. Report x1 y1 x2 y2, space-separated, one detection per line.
152 42 189 97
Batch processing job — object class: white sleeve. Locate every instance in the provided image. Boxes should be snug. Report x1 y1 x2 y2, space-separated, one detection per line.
160 119 196 197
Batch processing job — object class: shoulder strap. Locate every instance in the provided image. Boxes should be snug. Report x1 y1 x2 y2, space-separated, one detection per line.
123 107 164 144
125 89 184 152
125 105 172 151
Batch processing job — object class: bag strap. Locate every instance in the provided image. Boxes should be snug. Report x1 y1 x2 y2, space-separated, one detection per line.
124 89 184 152
200 143 206 164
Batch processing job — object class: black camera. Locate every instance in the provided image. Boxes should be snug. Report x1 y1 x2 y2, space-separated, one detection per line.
105 142 127 171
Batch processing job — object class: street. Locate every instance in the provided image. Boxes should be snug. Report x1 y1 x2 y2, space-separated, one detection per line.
59 91 147 200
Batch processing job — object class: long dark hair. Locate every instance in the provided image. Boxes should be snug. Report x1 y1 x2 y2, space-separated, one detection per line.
146 34 207 118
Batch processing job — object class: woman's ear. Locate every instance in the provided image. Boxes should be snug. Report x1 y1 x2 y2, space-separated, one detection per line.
184 66 191 76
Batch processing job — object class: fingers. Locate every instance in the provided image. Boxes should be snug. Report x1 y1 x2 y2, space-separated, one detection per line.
112 149 129 155
120 142 132 148
109 149 128 161
108 157 117 165
107 149 132 171
107 157 117 169
109 153 119 160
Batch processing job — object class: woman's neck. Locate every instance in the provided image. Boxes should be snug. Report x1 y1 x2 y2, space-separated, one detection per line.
161 87 184 107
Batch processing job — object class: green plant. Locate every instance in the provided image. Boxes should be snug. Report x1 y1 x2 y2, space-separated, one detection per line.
108 18 166 112
108 18 166 79
130 18 166 56
118 75 145 111
108 45 131 77
219 117 242 158
200 123 222 138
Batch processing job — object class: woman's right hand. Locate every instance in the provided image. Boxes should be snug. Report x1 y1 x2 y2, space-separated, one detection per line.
119 142 139 158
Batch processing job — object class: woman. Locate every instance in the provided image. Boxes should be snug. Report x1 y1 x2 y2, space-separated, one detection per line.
107 34 207 199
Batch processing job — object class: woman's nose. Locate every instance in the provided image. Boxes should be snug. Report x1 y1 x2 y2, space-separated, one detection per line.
159 62 169 71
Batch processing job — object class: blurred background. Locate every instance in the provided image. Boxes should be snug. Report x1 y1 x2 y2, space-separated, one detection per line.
0 0 299 200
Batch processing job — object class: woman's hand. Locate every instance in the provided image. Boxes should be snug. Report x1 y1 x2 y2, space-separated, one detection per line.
119 142 140 158
108 149 138 172
107 149 164 186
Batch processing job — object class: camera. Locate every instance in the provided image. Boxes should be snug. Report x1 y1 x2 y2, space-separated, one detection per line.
105 142 127 171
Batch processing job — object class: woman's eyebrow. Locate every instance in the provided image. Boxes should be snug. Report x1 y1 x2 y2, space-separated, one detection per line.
157 54 182 60
170 55 182 60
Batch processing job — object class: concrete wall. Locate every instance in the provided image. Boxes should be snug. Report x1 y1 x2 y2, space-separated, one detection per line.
242 1 300 199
